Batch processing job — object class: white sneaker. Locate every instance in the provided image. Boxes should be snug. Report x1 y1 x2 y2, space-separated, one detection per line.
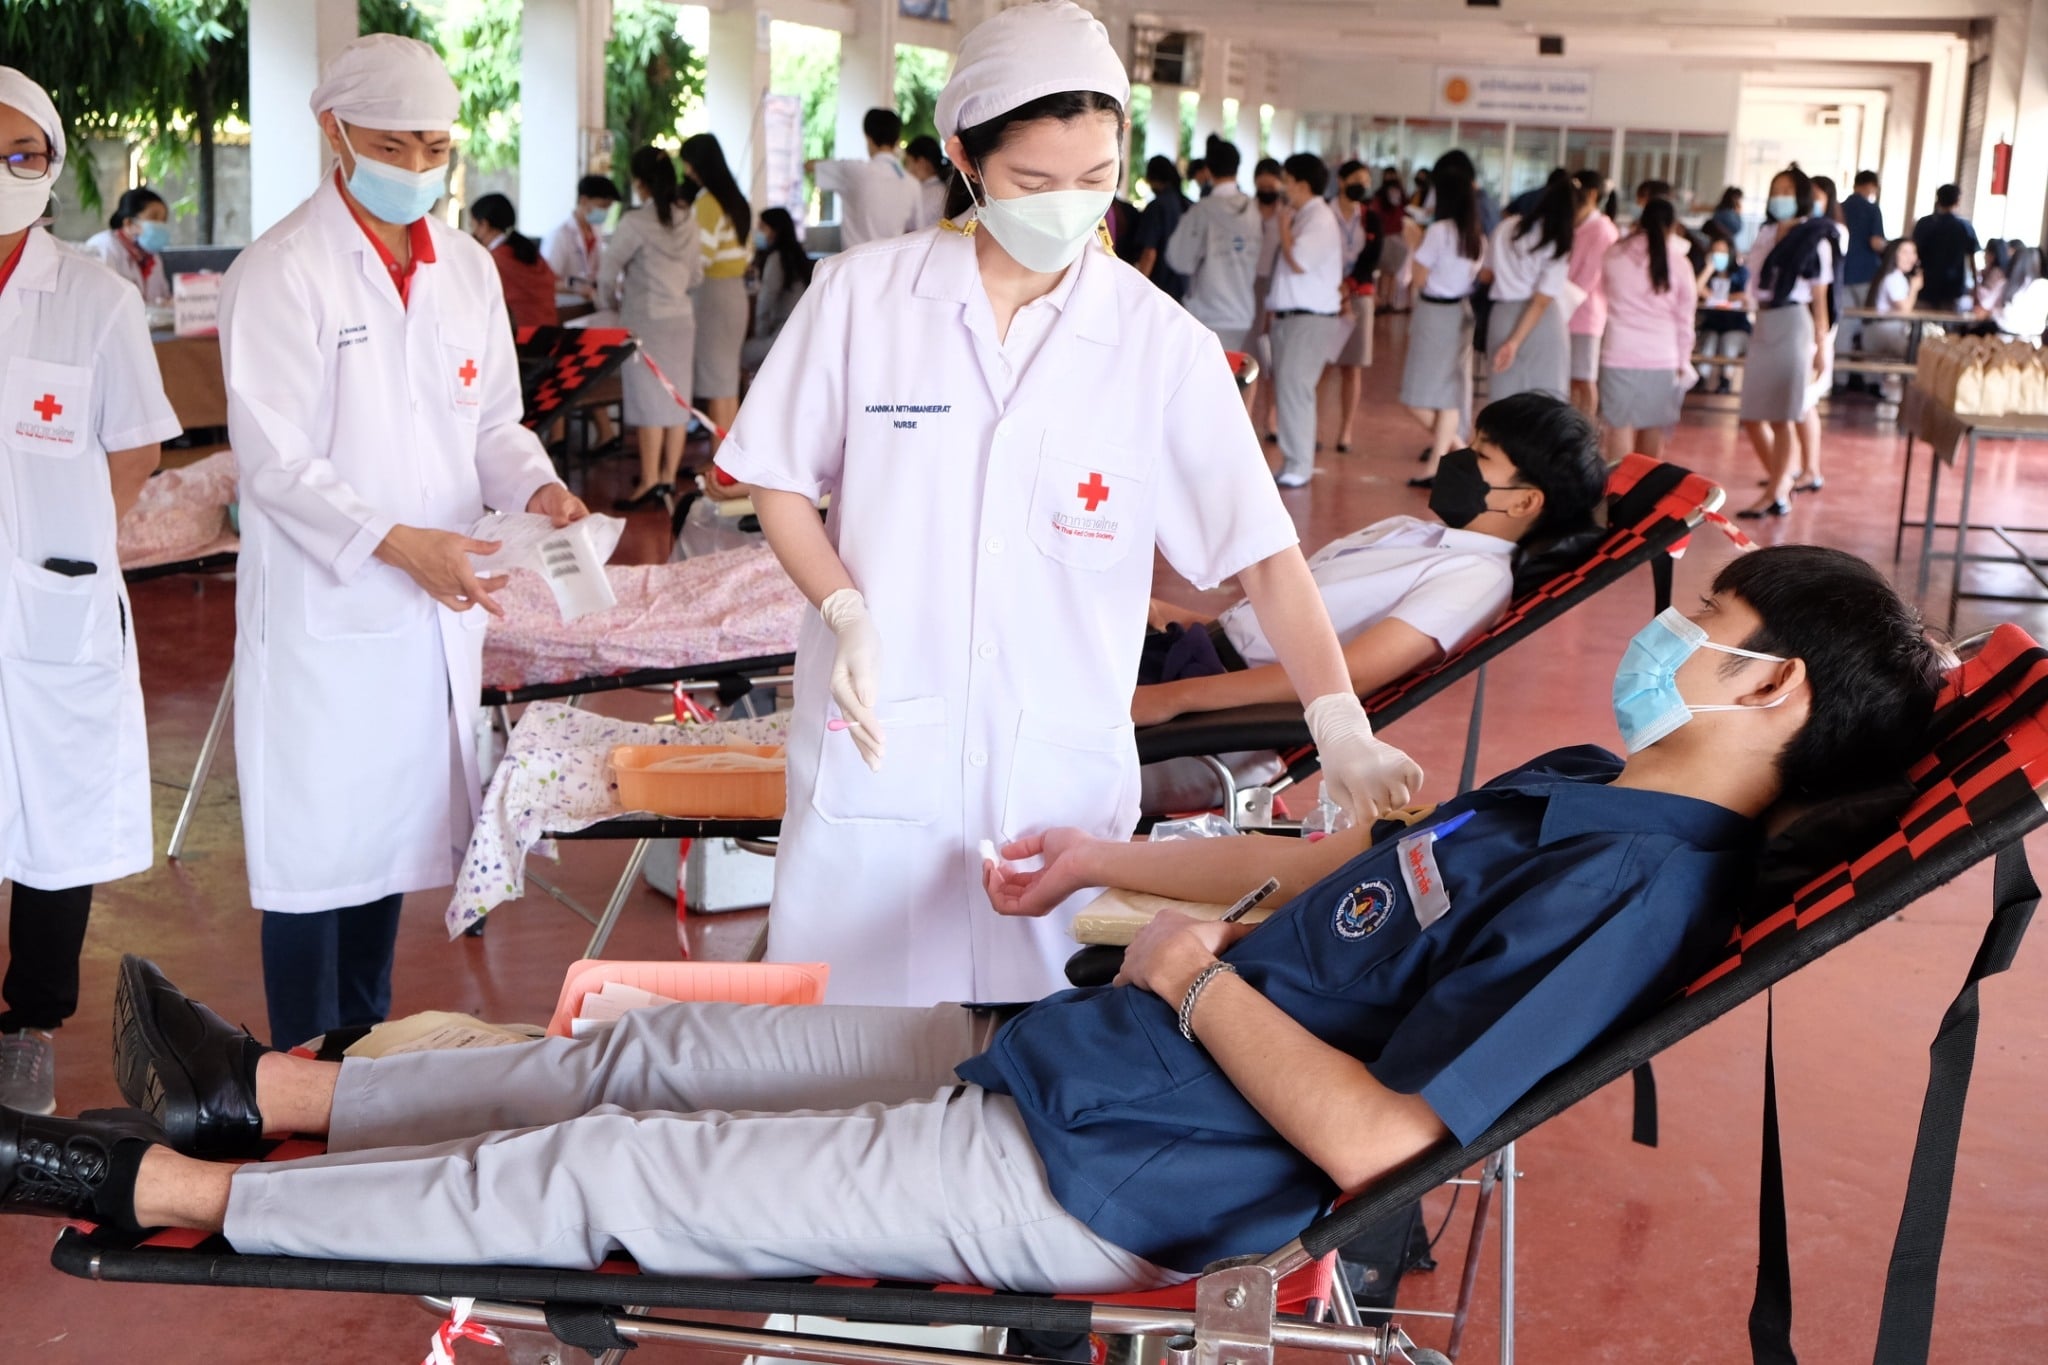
1275 470 1313 488
0 1029 56 1115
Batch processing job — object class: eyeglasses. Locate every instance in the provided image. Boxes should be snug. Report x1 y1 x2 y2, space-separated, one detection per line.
3 148 53 180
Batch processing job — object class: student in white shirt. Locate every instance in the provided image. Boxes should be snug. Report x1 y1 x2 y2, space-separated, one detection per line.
1163 138 1261 352
1134 393 1606 725
541 174 621 300
1482 169 1575 404
1401 169 1488 483
809 109 923 250
1862 238 1919 403
1264 153 1345 488
1249 157 1285 439
904 135 948 231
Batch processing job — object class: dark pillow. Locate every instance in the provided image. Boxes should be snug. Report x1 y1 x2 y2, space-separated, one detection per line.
1509 523 1606 597
1745 776 1921 922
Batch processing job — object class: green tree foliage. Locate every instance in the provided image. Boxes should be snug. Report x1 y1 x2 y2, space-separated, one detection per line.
437 0 520 171
894 45 950 147
771 22 838 164
358 0 437 42
606 0 703 171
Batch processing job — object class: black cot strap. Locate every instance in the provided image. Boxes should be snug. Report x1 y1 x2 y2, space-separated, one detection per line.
546 1302 637 1352
1748 992 1797 1364
1629 1062 1658 1148
1872 840 2040 1365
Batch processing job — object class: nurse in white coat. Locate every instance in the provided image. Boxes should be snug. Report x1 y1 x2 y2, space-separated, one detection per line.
0 71 177 1113
219 36 583 1048
719 1 1422 1007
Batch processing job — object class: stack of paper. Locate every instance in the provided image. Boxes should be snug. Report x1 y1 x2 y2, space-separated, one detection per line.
570 980 689 1037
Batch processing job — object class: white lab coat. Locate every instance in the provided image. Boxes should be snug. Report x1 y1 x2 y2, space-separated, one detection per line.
0 230 180 888
219 175 560 913
80 229 172 307
720 227 1298 1005
814 154 925 250
541 216 602 292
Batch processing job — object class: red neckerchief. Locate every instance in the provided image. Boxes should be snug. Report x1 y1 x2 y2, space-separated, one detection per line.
119 230 158 280
579 219 597 257
336 169 438 306
0 233 27 295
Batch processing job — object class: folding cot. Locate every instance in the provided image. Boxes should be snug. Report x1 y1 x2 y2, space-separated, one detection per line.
49 624 2048 1365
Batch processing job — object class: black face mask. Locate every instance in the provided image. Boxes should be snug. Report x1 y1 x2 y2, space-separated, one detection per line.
1256 189 1280 206
1427 447 1521 529
1344 184 1369 203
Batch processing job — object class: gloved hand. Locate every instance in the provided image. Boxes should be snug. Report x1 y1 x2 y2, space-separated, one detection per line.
819 587 885 770
1304 692 1423 824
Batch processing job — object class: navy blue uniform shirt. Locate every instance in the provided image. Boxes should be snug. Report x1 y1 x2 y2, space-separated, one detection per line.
958 747 1755 1273
1841 194 1885 285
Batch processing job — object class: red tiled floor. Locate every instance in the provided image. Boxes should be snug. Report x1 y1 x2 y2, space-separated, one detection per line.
1 321 2043 1363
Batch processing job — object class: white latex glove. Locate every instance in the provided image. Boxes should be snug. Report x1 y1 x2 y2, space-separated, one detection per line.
819 587 885 770
1304 692 1423 824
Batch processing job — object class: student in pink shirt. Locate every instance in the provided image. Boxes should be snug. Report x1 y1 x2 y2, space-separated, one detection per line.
1566 170 1617 417
1598 198 1696 462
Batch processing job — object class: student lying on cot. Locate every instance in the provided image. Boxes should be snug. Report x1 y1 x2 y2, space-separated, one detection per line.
1132 392 1606 728
2 548 1943 1293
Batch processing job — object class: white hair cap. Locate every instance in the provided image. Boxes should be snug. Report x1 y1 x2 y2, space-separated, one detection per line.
934 1 1129 143
309 33 459 132
0 67 66 172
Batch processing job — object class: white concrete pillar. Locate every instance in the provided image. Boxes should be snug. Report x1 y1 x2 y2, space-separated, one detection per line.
1193 38 1226 151
1269 108 1298 160
707 0 773 211
1233 51 1264 164
1145 83 1183 166
520 0 583 232
248 0 357 235
838 0 898 161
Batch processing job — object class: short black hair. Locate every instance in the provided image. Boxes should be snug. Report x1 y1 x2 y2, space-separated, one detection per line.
1254 157 1283 181
1472 392 1605 542
1187 158 1208 178
1145 154 1181 190
110 186 165 231
1207 140 1241 179
1854 169 1880 188
577 174 621 203
1281 152 1328 197
1936 183 1962 209
864 108 903 147
904 135 944 171
1636 178 1672 202
1713 546 1946 800
1337 159 1365 181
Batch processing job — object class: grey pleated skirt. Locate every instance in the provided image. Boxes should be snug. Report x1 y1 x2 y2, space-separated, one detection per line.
1399 296 1473 411
1599 365 1686 430
691 275 749 399
1486 297 1570 401
1738 305 1816 423
622 312 696 428
1335 293 1374 366
1570 332 1600 382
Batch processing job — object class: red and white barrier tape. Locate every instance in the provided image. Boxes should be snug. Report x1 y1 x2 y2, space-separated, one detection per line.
423 1297 502 1365
633 342 727 440
1702 509 1758 551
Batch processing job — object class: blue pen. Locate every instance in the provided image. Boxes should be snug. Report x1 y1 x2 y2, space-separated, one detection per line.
1428 809 1477 840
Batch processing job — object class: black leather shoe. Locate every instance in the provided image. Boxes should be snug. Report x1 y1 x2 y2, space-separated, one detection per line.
0 1105 161 1225
114 956 266 1159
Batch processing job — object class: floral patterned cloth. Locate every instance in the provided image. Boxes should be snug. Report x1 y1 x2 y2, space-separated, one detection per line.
446 701 791 937
480 547 805 691
117 449 239 571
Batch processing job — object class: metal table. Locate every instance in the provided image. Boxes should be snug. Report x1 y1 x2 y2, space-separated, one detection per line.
1895 389 2048 630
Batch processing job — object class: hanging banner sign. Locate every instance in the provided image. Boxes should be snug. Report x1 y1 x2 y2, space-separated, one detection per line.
1433 67 1594 122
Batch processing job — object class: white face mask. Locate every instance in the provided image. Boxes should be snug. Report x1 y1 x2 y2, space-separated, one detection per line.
0 171 53 235
971 168 1112 274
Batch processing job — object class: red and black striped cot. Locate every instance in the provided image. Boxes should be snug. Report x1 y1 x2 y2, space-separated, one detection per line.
515 325 636 435
1132 453 1736 812
48 627 2047 1365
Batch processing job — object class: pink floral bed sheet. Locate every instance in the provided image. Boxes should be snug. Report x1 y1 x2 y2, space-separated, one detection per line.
117 449 239 571
447 701 792 936
481 547 805 691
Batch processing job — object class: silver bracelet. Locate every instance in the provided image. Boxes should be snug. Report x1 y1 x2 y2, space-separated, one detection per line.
1178 961 1238 1042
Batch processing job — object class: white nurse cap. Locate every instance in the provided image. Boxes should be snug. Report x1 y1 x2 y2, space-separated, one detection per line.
0 67 65 171
309 33 459 132
935 1 1130 141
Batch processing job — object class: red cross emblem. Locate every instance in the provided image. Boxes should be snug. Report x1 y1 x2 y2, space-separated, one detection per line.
458 359 479 387
31 392 62 422
1076 472 1110 512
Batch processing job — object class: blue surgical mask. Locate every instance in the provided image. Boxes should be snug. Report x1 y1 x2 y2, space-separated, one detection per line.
1811 200 1827 218
753 231 770 252
1611 608 1790 753
1709 251 1731 272
340 126 446 225
584 206 610 226
1767 195 1797 222
135 219 170 253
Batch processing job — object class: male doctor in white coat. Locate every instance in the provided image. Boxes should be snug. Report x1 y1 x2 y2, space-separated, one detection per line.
721 2 1422 1008
0 70 179 1114
219 36 584 1048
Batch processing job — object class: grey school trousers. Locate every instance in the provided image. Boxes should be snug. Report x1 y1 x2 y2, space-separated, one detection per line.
224 1002 1178 1293
1269 312 1343 481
